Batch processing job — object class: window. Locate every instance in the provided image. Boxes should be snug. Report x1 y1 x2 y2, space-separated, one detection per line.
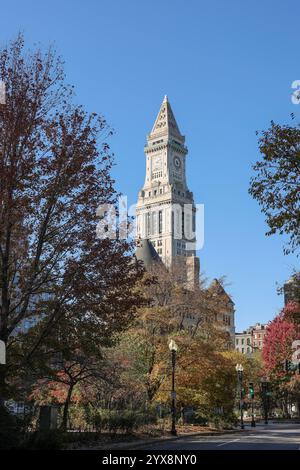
158 210 163 234
152 139 163 146
236 339 239 345
241 338 244 345
152 212 157 234
242 348 244 354
247 347 250 354
146 212 151 236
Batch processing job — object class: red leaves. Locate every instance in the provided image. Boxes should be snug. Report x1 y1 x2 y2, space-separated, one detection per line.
262 311 300 376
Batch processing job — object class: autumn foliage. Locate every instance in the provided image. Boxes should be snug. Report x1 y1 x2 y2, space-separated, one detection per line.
262 304 300 378
0 34 145 417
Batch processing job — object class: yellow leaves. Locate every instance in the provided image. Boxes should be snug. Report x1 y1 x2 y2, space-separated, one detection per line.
115 264 239 406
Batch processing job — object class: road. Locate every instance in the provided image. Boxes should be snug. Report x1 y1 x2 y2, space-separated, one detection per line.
139 423 300 450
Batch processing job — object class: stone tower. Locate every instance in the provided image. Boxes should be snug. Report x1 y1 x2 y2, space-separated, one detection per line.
136 96 200 286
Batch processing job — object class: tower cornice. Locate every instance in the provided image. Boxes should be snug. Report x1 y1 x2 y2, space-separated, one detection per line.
144 141 188 155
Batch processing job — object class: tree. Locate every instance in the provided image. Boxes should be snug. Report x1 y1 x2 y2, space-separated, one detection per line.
262 312 298 377
283 272 300 306
0 35 144 399
282 301 300 326
159 347 262 424
169 344 237 419
262 310 300 416
115 261 232 411
249 121 300 254
26 313 104 430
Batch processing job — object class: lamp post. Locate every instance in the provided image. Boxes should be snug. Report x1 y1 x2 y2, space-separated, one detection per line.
235 363 244 429
169 339 178 436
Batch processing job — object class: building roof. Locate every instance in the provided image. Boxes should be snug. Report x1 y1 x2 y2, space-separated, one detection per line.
209 278 235 305
148 95 184 143
235 322 267 336
135 239 162 268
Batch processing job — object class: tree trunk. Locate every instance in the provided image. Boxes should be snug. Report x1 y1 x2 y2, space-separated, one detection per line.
282 392 289 418
61 384 74 431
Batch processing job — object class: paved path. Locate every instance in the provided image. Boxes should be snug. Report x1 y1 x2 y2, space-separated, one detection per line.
138 423 300 450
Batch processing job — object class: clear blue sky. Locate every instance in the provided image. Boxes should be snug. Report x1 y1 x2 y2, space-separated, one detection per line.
1 0 299 330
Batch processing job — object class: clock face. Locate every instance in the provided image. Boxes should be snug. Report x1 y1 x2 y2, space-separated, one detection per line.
173 156 181 169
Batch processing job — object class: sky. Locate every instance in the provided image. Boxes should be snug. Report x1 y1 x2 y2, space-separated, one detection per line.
0 0 299 330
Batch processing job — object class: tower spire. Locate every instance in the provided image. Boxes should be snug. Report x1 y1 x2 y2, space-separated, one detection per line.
148 96 184 143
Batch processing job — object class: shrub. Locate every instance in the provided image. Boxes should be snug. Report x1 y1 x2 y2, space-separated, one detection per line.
75 407 159 436
24 429 66 450
208 412 238 430
120 410 138 434
107 411 121 435
88 408 158 435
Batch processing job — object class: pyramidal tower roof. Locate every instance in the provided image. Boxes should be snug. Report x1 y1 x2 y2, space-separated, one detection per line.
148 95 185 143
135 239 162 268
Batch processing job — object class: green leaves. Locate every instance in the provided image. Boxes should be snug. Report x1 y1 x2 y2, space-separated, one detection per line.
249 121 300 254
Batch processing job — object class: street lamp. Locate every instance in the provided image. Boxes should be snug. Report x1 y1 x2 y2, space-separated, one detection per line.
169 339 178 436
235 363 244 429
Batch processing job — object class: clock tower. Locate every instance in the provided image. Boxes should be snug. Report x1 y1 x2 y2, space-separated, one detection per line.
136 96 200 286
